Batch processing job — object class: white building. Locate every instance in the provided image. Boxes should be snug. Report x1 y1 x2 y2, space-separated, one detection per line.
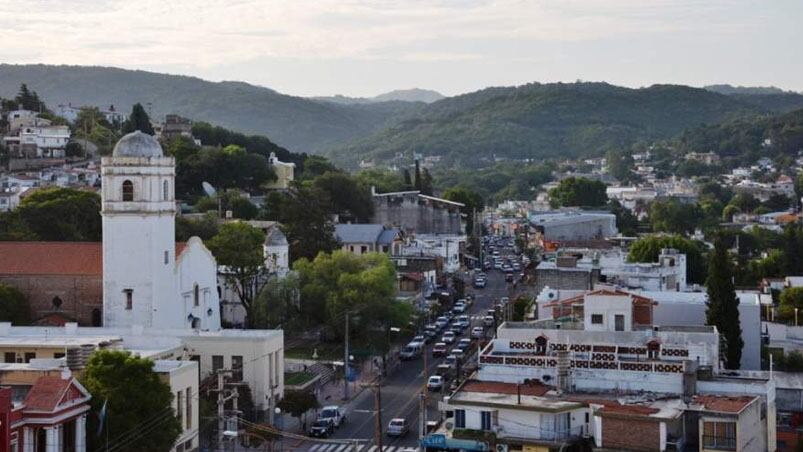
397 233 465 273
264 223 290 277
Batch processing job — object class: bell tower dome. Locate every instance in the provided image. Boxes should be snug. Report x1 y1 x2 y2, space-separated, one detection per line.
101 131 179 328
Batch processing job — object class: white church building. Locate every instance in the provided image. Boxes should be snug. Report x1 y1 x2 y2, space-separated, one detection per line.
0 132 284 451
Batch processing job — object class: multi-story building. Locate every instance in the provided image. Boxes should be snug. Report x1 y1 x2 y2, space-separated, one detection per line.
371 189 464 235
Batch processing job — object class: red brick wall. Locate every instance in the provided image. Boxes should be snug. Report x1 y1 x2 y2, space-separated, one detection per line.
602 417 661 451
0 274 102 325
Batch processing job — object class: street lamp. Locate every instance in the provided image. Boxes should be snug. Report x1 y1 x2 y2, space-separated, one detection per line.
274 407 283 452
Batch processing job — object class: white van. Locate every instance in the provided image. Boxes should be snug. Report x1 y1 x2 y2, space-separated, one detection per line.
400 341 424 360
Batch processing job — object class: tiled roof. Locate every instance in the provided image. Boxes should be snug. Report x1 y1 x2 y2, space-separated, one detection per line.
0 242 187 276
23 376 71 412
598 404 660 416
461 379 550 397
692 395 756 414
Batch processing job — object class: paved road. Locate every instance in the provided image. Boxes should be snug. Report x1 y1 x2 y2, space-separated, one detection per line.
289 267 512 451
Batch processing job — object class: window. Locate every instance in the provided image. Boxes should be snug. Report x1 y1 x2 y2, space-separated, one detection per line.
232 355 243 381
51 296 63 309
591 314 603 324
92 308 102 327
124 289 133 310
361 245 368 254
163 180 169 201
24 352 36 363
480 411 492 431
703 421 736 450
614 314 625 331
4 352 15 363
454 409 466 429
176 390 183 425
164 250 169 265
212 355 224 373
185 388 192 429
54 353 65 359
193 284 200 307
122 180 134 201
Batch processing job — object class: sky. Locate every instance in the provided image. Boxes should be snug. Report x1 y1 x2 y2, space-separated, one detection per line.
1 0 801 97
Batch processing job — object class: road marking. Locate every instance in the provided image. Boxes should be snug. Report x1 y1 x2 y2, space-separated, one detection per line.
353 409 375 413
333 445 350 452
308 444 324 452
366 446 378 452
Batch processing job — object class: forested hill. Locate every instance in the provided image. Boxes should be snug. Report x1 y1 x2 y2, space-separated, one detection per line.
326 82 781 167
0 64 423 153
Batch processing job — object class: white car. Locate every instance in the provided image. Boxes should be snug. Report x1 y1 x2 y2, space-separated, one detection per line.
442 331 456 344
318 405 346 428
483 315 495 327
427 375 444 391
471 326 485 339
452 303 466 314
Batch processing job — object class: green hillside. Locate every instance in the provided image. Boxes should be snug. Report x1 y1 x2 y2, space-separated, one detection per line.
0 64 423 153
327 82 770 168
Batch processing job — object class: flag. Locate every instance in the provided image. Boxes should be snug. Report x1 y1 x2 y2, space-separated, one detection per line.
97 399 108 437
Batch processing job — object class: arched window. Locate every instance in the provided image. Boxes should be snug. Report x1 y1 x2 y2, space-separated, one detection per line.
193 284 200 307
163 180 169 201
535 336 548 355
191 317 201 329
122 180 134 201
51 296 63 309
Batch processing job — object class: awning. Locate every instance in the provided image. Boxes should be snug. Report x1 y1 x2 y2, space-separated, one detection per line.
420 434 489 451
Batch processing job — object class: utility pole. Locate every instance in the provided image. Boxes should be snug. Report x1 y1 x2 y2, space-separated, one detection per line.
343 312 350 400
421 344 429 440
212 370 238 451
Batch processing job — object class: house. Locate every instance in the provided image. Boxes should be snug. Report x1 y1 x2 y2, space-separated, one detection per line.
159 114 193 141
263 224 290 277
264 153 295 190
334 224 400 255
529 211 618 246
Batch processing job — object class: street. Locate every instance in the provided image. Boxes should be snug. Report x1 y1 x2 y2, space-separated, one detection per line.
288 267 512 452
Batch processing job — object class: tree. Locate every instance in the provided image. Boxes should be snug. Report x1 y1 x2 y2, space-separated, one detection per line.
122 103 155 135
311 171 374 222
548 177 607 208
606 150 635 183
778 287 803 324
82 350 181 452
250 273 301 330
781 224 803 276
64 141 84 158
207 222 265 325
294 251 402 339
648 199 703 235
728 193 760 213
420 168 434 196
795 172 803 208
277 391 320 432
414 160 422 191
175 213 219 241
15 83 46 111
16 187 101 241
512 296 533 321
402 169 413 190
443 186 484 235
264 187 338 262
0 284 30 324
628 234 707 284
175 146 274 199
722 205 741 222
300 155 338 180
705 238 743 370
608 200 638 236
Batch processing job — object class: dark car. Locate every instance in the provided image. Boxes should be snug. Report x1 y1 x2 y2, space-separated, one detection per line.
309 419 334 437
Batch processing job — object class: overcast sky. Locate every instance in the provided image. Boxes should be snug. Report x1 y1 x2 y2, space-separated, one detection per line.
1 0 801 97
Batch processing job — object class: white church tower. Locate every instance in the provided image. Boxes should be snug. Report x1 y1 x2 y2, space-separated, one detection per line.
101 131 180 329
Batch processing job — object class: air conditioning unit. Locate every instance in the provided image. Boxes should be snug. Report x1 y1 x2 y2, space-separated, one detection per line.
496 444 508 452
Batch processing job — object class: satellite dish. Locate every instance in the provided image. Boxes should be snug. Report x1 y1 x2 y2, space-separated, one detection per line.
201 181 217 197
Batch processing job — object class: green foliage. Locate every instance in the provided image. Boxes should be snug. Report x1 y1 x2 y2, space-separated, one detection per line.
294 251 403 340
165 135 200 161
512 296 534 321
443 186 484 235
628 234 707 284
191 121 306 167
728 193 760 213
277 390 320 431
207 222 265 322
722 205 741 222
355 169 409 193
122 103 155 135
607 200 638 236
606 150 636 183
311 171 374 222
64 141 84 157
705 238 743 370
15 83 46 111
13 188 101 241
781 224 803 276
548 177 608 208
250 273 301 330
175 213 219 242
175 146 275 199
0 284 30 324
82 350 181 452
434 162 553 202
262 187 338 262
301 155 338 180
648 199 703 234
778 288 803 324
195 191 258 220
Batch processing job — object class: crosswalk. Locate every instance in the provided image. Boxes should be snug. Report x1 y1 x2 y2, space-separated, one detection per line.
306 444 420 452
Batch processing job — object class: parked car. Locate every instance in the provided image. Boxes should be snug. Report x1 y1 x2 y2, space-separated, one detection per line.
505 273 514 282
457 338 472 350
318 405 346 428
473 278 487 288
500 297 510 305
400 342 424 360
483 316 495 327
442 331 456 344
414 334 430 344
458 315 471 329
452 303 466 314
424 326 438 338
309 419 334 437
451 348 465 360
387 418 409 437
432 342 448 358
427 375 444 391
472 326 485 339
